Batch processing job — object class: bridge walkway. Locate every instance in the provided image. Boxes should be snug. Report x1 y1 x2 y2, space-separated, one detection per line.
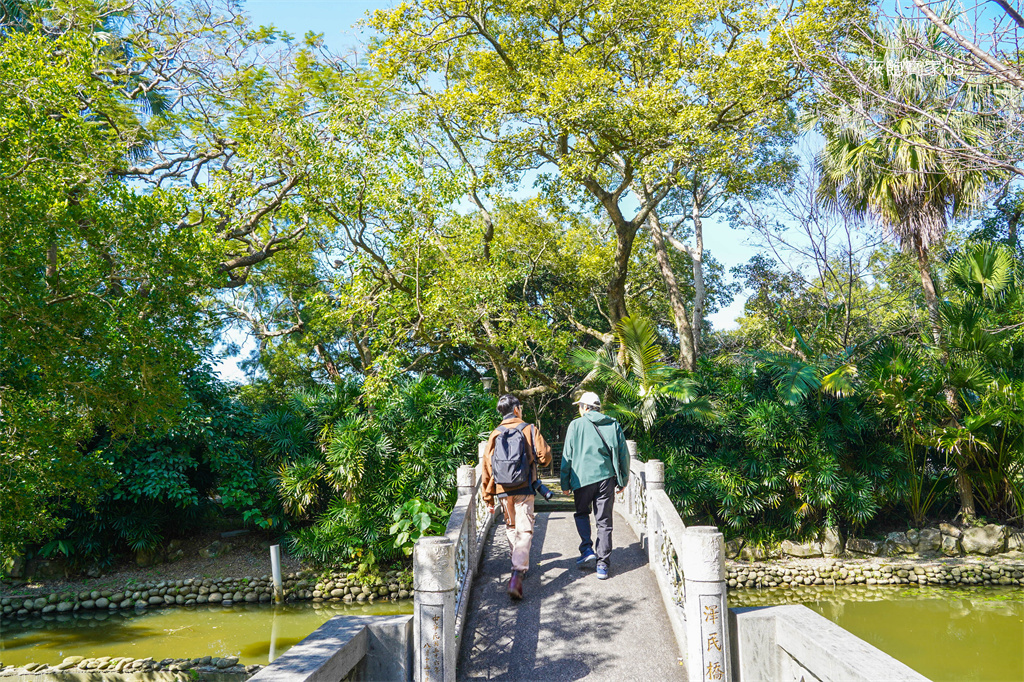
456 509 685 681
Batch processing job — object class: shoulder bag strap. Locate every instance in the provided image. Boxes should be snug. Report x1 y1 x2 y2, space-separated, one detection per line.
587 419 612 459
518 421 537 482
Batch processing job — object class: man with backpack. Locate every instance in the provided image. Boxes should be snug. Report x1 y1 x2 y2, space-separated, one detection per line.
481 394 552 599
560 391 630 580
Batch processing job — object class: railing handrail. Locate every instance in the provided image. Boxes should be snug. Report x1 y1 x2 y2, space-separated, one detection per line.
622 448 933 682
731 605 930 682
442 459 494 641
412 447 496 682
623 456 734 682
247 614 413 682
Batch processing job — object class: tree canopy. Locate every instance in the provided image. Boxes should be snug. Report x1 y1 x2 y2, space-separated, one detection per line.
2 0 1023 562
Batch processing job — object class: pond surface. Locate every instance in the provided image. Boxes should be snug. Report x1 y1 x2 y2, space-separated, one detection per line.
729 585 1024 682
0 601 412 667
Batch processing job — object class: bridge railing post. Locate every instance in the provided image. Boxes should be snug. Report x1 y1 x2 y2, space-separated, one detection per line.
413 536 456 682
477 440 487 470
646 459 664 563
457 464 477 561
681 526 731 682
624 440 638 519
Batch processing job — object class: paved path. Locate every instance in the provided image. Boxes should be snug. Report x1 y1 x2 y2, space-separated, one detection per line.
457 510 685 681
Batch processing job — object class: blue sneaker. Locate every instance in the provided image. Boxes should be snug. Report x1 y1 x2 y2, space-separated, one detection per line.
596 563 609 580
576 549 597 568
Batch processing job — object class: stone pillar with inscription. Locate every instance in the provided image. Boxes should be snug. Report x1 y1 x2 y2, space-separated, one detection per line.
681 526 731 682
414 536 457 682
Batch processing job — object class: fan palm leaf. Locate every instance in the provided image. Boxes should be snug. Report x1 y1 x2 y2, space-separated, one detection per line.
574 316 717 432
949 242 1019 308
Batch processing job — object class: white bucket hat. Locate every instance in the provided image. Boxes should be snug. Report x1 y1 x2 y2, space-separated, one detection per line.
572 391 601 408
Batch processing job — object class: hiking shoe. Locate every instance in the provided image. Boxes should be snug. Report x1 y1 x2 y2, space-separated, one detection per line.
596 563 609 580
576 549 597 568
508 570 524 600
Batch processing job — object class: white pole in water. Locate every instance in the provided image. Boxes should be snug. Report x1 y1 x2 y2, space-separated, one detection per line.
270 544 283 604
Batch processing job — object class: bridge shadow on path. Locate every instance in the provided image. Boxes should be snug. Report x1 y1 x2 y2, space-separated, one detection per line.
457 511 684 681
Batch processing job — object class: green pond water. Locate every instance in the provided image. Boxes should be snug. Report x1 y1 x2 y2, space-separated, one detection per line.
4 587 1022 679
0 601 412 667
729 585 1024 682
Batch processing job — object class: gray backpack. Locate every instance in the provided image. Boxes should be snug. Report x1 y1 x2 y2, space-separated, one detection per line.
492 422 532 489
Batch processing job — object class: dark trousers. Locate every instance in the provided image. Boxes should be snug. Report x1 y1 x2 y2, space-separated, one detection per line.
573 477 616 566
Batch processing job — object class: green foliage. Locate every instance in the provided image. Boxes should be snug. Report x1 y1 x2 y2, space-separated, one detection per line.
28 366 281 568
6 0 1024 565
389 499 447 557
678 241 1024 538
934 243 1024 522
971 188 1023 258
261 376 495 566
859 338 948 525
574 316 714 433
0 4 216 553
814 20 1007 250
647 354 904 545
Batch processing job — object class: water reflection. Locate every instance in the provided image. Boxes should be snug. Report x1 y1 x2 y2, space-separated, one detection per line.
0 601 412 666
729 585 1024 682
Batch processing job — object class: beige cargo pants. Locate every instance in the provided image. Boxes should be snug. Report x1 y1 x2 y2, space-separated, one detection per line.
500 494 535 571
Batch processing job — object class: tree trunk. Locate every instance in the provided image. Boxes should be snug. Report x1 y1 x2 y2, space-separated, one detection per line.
647 210 697 370
46 243 57 278
956 469 976 521
351 332 374 375
315 342 341 381
914 237 943 347
1008 206 1019 250
486 352 509 396
689 198 706 359
45 242 58 292
606 220 637 324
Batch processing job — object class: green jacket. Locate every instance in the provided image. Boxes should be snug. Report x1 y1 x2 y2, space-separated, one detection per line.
560 410 630 491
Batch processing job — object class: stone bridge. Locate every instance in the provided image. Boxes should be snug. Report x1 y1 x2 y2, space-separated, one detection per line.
250 442 932 682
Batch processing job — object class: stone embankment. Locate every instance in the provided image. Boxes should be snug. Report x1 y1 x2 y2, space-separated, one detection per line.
1 569 413 620
730 523 1023 562
727 556 1024 590
0 655 257 679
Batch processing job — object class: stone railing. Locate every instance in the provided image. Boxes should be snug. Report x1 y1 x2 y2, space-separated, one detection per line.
614 443 646 536
729 605 928 682
619 446 932 682
618 453 731 682
411 448 496 682
247 446 494 682
246 614 413 682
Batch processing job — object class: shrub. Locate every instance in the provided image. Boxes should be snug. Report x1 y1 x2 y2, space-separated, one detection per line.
262 375 494 565
35 366 280 569
641 356 905 545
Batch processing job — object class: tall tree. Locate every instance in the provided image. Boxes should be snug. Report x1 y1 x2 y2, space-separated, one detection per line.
639 132 797 364
0 0 374 550
369 0 865 358
0 0 220 550
815 22 1004 346
814 20 1007 518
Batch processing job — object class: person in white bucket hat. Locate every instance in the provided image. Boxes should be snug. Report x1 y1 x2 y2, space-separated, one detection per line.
560 391 630 579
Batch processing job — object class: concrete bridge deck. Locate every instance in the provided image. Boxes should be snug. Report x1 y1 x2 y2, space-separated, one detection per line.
457 510 685 681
